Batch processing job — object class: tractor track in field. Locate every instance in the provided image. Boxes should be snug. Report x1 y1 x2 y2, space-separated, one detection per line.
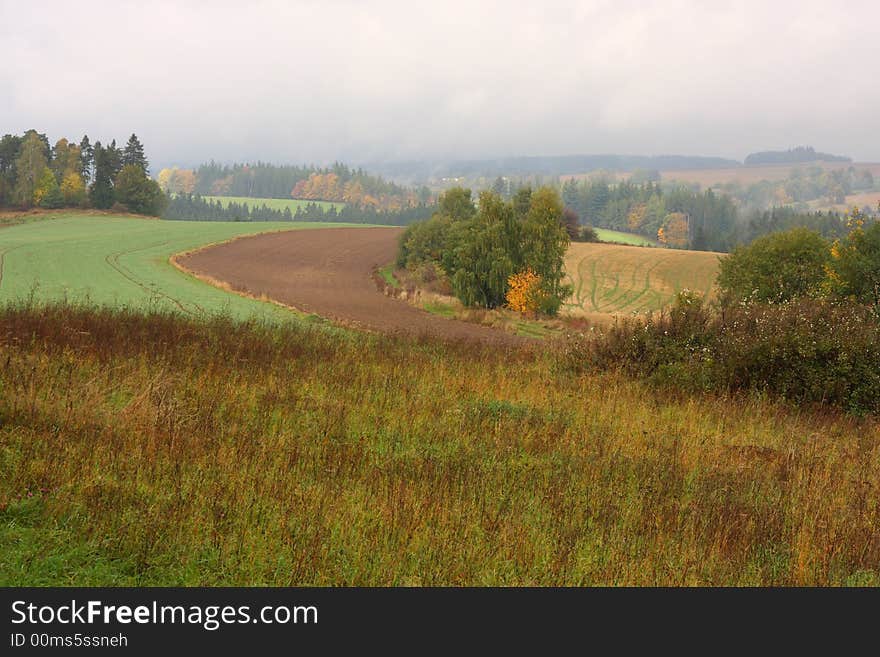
178 227 531 345
104 241 206 316
0 244 24 290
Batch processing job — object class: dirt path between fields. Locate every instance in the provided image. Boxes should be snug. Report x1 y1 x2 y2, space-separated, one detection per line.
178 227 531 344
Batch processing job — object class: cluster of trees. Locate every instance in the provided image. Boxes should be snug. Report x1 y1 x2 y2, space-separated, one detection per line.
397 187 571 314
162 193 434 226
160 161 431 211
560 178 738 251
718 209 880 316
0 130 164 215
156 167 197 194
290 171 427 211
744 146 850 166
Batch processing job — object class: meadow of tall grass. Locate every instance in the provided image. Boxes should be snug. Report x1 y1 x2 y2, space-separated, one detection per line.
1 302 878 585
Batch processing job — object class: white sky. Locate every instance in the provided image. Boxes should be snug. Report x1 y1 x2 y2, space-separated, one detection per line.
2 0 878 166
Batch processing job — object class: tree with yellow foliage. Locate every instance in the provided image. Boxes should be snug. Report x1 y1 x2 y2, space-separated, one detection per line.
627 203 647 231
33 167 61 207
658 212 689 248
60 170 87 206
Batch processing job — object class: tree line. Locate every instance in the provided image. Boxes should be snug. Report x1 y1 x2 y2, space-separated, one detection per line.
159 161 432 212
162 193 434 226
0 129 164 215
560 178 738 251
556 176 877 252
744 146 850 166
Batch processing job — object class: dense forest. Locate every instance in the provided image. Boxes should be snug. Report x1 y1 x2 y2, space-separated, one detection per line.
744 146 850 166
158 161 432 212
0 129 164 215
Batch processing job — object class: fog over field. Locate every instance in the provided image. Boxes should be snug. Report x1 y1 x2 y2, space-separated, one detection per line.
1 0 879 165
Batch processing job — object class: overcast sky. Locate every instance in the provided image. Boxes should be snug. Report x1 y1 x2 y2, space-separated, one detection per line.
2 0 878 167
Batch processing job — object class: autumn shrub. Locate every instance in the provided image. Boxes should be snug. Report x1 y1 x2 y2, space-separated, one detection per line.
717 227 831 303
506 269 542 314
561 294 880 414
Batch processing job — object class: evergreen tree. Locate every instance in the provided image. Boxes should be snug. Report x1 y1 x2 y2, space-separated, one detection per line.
114 164 166 215
89 141 115 209
122 133 149 173
79 135 94 184
0 134 23 205
106 139 123 181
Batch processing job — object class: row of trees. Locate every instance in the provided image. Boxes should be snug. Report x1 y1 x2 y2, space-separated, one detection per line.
743 146 850 166
0 130 163 215
162 193 434 226
397 187 571 314
159 161 431 211
290 171 428 211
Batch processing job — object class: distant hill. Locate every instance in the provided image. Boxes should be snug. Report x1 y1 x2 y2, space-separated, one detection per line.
366 154 741 183
744 146 850 166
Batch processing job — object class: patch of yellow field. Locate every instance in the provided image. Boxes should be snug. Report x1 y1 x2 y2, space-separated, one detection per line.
563 242 723 320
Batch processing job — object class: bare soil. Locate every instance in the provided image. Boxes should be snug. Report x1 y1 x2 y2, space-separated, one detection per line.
179 226 530 344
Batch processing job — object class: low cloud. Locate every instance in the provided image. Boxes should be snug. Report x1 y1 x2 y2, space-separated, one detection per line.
1 0 877 166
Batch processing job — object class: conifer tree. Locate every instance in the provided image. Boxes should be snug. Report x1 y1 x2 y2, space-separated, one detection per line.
122 133 149 174
89 141 115 209
79 135 94 183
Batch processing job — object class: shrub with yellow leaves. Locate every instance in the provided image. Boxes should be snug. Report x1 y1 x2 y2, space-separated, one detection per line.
505 268 542 314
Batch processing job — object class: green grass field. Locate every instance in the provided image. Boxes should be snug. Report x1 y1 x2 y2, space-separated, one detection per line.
564 241 722 318
593 227 659 246
203 195 345 213
0 213 368 322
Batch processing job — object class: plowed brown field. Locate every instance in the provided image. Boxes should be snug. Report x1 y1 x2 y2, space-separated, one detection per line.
178 227 528 344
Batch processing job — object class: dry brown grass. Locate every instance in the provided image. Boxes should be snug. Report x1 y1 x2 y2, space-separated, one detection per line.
1 303 877 585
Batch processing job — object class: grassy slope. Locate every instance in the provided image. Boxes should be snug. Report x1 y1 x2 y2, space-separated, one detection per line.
1 305 877 586
0 214 372 322
593 227 659 246
202 195 345 213
564 242 722 317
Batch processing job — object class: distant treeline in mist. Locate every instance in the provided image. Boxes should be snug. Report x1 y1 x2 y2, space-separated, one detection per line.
366 153 741 183
162 193 434 226
744 146 851 166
